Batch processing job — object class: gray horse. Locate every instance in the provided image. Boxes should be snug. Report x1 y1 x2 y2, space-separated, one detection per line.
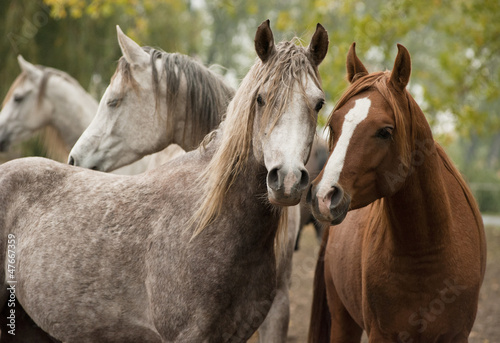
0 20 328 342
70 25 300 342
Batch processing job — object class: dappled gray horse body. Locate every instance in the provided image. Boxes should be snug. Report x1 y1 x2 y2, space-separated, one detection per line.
0 143 273 342
0 20 328 342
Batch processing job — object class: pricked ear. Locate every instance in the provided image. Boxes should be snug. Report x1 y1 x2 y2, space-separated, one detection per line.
307 23 329 66
254 19 276 63
17 55 42 79
116 25 149 66
389 44 411 92
346 42 368 83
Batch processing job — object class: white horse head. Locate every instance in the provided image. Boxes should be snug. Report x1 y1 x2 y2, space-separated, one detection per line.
68 26 233 171
0 56 96 160
251 20 329 205
193 20 329 238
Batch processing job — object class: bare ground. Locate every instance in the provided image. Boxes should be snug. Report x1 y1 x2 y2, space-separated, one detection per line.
251 223 500 342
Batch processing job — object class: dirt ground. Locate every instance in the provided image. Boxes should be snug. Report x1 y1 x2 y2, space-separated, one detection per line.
251 223 500 342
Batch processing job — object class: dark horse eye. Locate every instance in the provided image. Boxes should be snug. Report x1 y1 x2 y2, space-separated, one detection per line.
256 94 265 107
13 94 24 103
377 127 393 140
107 98 120 108
315 100 325 112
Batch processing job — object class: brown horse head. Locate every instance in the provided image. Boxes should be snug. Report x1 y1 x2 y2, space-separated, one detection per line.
309 43 416 224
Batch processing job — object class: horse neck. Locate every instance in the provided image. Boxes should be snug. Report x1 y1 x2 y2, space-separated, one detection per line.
46 77 97 149
383 129 453 254
204 129 280 249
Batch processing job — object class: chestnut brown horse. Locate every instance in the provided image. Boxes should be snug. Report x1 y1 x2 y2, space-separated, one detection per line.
308 43 486 342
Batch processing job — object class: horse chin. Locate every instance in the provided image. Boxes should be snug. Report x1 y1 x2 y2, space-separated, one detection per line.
267 192 301 207
311 193 350 225
330 210 348 225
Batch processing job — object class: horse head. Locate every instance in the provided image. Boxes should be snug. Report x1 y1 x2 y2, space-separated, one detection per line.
309 43 413 224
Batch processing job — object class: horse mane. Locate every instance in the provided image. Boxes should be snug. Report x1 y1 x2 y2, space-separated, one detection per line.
113 47 235 148
38 125 71 162
190 38 322 249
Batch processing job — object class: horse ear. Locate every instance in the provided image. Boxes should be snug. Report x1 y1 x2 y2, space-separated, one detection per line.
17 55 42 80
346 42 368 83
116 25 149 66
254 19 276 63
389 44 411 92
307 23 329 66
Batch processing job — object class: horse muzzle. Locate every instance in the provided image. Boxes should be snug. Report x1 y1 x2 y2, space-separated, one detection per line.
307 183 351 225
267 164 309 206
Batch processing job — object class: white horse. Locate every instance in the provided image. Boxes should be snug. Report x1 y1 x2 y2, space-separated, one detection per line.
0 56 153 174
0 20 328 342
69 26 308 342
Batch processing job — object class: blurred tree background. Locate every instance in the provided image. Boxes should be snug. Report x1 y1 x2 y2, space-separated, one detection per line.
1 0 499 211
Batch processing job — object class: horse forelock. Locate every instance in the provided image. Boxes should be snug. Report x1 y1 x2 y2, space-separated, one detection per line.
190 39 321 243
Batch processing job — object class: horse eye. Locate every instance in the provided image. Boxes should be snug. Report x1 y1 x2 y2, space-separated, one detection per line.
315 100 325 112
377 127 393 140
256 94 265 107
13 94 24 103
107 98 120 108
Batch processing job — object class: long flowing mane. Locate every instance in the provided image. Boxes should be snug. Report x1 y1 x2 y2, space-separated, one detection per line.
332 72 483 239
190 38 322 247
113 47 235 148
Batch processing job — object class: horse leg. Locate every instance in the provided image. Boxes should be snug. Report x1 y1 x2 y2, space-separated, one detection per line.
257 286 290 343
326 277 363 343
258 205 300 343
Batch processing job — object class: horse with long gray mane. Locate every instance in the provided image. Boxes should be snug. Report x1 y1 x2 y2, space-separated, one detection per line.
0 20 329 342
308 43 486 342
69 25 304 342
0 56 152 174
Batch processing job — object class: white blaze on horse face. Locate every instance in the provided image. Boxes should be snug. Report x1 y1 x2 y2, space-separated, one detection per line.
316 97 371 201
262 74 323 204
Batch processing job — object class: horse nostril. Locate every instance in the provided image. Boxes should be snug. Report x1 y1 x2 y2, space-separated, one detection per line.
267 167 281 190
327 185 344 209
68 156 75 166
299 168 309 191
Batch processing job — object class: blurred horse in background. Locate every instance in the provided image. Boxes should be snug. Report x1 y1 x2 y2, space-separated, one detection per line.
0 56 94 162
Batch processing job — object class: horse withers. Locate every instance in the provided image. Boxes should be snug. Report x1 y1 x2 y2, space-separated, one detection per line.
308 43 486 342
